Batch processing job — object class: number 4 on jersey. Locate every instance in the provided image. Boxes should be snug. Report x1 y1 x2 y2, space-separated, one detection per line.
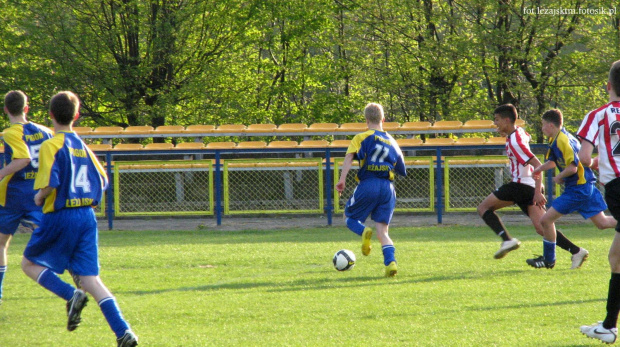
71 164 91 193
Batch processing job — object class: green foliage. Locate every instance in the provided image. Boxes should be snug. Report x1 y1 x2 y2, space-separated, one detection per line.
0 0 618 142
1 224 615 346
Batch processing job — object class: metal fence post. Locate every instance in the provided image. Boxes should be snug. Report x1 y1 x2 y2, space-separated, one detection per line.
106 151 114 230
325 148 332 226
215 151 222 226
436 148 443 224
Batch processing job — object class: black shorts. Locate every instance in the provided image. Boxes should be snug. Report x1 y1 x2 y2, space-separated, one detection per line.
493 182 535 215
604 178 620 232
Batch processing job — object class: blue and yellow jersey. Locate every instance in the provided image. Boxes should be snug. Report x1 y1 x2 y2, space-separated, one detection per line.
346 129 407 181
0 122 54 210
546 127 596 186
34 131 108 213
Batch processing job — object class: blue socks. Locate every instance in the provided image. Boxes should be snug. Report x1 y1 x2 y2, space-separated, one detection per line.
99 297 131 338
37 268 75 301
543 239 556 264
345 220 397 266
345 218 365 236
382 245 396 266
0 265 6 299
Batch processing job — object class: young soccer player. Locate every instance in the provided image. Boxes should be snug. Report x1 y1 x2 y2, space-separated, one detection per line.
578 59 620 344
20 91 138 347
526 109 615 269
0 90 54 305
477 104 587 267
335 103 407 277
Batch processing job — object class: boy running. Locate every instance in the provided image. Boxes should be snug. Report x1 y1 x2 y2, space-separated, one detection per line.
335 103 407 277
578 59 620 344
526 109 615 269
21 91 138 347
0 90 53 304
477 104 587 268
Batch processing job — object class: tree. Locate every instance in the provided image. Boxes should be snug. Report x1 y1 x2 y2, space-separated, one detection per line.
21 0 258 127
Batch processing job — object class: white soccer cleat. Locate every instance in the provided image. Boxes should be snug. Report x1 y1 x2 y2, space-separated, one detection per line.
494 238 521 259
580 322 617 344
571 248 589 269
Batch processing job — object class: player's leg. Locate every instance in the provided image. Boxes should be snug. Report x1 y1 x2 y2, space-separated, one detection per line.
477 192 515 241
0 208 26 303
477 186 521 259
0 233 12 303
371 181 398 276
526 206 560 269
344 181 377 256
537 190 589 267
590 212 618 230
581 231 620 343
21 210 87 331
585 187 617 230
582 179 620 343
21 258 78 301
80 276 138 346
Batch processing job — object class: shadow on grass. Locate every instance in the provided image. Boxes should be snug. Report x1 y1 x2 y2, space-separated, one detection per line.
124 275 385 296
122 268 531 296
462 297 606 312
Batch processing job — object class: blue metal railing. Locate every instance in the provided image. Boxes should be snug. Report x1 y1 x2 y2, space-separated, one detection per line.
100 144 551 229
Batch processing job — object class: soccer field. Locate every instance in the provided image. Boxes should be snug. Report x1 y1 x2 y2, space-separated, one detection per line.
0 223 615 346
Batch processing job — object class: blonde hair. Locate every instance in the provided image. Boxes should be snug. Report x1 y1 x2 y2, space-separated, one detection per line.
364 103 384 124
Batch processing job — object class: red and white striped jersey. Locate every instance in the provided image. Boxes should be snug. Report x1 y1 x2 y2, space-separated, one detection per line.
505 127 536 187
576 101 620 185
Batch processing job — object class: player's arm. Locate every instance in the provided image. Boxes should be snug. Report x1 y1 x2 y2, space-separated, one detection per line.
526 156 547 206
0 158 30 181
554 162 578 184
394 156 407 177
335 153 355 195
0 129 32 180
578 139 596 168
532 160 556 176
34 186 54 206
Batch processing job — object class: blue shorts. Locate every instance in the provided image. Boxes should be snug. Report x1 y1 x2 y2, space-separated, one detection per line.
344 178 396 224
23 207 100 276
0 206 42 235
551 183 607 219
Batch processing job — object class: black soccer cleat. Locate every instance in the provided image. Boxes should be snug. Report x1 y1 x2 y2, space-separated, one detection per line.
526 255 555 269
66 289 88 331
117 330 139 347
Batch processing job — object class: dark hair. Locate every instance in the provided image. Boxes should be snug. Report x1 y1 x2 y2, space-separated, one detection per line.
49 91 79 125
4 90 27 116
542 109 563 127
610 60 620 97
493 104 518 123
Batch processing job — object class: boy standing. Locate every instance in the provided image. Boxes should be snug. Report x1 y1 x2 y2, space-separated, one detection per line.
21 91 138 347
0 90 53 304
526 109 615 269
477 104 587 267
335 103 407 277
578 59 620 344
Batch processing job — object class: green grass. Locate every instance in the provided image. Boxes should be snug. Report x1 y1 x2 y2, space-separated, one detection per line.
0 224 616 346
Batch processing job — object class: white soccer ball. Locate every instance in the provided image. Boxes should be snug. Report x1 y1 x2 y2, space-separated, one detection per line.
333 249 356 271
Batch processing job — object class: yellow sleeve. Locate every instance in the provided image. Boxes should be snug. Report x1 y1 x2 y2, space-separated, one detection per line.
4 126 30 159
346 130 373 156
34 135 64 190
556 133 576 167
